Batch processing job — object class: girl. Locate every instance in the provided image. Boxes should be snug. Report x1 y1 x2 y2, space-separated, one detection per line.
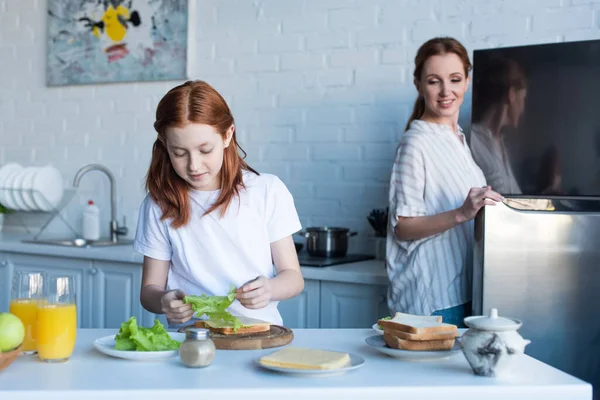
386 37 503 326
134 80 304 327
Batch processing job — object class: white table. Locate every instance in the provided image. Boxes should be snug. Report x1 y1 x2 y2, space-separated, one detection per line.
0 329 592 400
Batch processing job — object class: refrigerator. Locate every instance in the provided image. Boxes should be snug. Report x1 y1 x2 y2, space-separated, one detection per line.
473 198 600 398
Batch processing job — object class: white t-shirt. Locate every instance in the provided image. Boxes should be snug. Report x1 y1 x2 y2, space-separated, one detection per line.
133 171 302 326
386 120 487 316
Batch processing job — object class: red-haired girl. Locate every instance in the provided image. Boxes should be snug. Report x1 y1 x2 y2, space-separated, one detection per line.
134 81 304 327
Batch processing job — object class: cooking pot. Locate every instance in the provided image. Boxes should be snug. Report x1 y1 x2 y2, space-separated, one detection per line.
298 227 357 258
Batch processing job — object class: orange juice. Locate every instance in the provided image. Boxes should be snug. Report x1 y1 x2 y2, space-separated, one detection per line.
36 303 77 361
9 299 44 352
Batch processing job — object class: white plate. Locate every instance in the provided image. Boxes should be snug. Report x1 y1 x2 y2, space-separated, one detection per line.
372 323 383 334
2 167 23 210
256 352 365 376
31 166 63 211
0 163 22 206
365 334 462 361
93 332 185 361
17 167 38 210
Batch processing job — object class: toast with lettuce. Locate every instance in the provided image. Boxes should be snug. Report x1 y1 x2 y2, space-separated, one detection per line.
184 285 271 335
114 317 181 351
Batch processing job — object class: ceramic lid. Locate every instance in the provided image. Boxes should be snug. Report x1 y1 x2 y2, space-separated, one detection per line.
463 308 522 331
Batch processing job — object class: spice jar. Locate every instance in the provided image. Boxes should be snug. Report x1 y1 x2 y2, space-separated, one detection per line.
179 328 216 368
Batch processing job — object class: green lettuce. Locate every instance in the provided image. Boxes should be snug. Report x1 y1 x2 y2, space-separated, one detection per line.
114 317 181 351
184 285 242 332
377 316 392 329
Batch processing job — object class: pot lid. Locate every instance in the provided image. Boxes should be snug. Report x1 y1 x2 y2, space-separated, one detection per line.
463 308 522 331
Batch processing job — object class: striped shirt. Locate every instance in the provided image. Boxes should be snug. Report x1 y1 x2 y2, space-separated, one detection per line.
386 120 487 316
470 123 522 195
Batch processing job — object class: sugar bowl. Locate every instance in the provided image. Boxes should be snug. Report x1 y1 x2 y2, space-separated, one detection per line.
460 308 531 377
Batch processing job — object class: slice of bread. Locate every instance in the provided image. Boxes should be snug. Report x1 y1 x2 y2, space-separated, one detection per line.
195 316 271 335
392 312 442 323
383 333 455 351
378 313 457 334
382 326 459 341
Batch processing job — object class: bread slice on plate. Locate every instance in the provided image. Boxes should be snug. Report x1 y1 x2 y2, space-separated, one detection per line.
383 333 455 351
195 316 271 335
378 313 457 334
382 326 459 341
259 347 350 370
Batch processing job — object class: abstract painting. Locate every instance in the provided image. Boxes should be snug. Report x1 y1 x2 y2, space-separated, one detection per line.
47 0 188 86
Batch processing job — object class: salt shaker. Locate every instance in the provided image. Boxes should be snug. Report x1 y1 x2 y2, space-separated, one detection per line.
179 328 216 368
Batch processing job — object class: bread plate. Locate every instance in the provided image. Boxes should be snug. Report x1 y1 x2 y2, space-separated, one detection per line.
255 352 365 376
371 323 384 334
93 332 185 361
365 334 461 361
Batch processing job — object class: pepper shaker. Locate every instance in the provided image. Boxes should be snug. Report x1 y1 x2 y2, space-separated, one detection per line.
179 328 216 368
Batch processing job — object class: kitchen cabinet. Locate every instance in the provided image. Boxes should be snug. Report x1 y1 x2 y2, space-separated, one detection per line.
0 253 93 328
278 279 320 328
0 250 388 330
319 281 388 328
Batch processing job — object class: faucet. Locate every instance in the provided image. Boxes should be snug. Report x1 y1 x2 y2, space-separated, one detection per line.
73 164 128 243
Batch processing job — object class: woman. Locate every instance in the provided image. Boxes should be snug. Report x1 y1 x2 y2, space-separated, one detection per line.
470 57 528 195
386 37 502 326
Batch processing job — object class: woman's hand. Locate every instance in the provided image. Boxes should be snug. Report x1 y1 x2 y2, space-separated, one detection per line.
457 186 503 222
160 289 194 324
236 276 272 309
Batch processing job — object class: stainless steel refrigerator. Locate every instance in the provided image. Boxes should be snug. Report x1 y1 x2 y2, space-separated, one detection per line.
473 198 600 398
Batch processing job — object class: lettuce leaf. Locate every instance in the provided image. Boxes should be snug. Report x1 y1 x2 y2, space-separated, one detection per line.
114 317 181 351
183 285 242 332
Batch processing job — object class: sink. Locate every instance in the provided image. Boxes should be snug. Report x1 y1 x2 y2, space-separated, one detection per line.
22 238 135 248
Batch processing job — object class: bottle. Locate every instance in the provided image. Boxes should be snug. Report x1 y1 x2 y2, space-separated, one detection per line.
82 200 100 241
179 328 216 368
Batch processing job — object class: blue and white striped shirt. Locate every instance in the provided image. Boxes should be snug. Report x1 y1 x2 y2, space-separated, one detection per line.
386 120 487 316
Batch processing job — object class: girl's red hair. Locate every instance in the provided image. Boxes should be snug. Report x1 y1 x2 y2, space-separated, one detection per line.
146 80 257 228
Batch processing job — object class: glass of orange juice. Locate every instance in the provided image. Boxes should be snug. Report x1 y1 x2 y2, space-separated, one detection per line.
10 271 47 354
37 275 77 363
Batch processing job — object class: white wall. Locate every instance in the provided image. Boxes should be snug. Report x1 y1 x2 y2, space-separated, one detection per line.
1 0 600 252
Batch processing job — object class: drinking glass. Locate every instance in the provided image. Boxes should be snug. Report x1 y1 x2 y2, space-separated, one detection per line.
36 275 77 363
10 271 47 354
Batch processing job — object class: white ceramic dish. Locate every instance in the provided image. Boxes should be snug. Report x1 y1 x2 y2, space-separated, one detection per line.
372 323 384 334
93 332 185 361
256 352 365 376
0 163 22 206
31 166 63 211
17 167 38 210
2 167 23 210
365 334 462 361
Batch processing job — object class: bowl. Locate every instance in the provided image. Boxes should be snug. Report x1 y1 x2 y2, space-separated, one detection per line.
0 344 22 372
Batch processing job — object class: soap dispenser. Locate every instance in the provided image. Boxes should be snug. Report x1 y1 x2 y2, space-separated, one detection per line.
82 200 100 241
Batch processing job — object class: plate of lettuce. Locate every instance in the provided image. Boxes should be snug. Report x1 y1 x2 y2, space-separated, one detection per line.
93 317 184 361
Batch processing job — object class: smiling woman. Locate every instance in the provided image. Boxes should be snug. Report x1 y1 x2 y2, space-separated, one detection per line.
386 38 503 327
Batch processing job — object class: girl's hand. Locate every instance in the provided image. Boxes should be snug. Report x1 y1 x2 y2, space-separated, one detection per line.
457 186 503 222
236 276 272 309
161 289 194 324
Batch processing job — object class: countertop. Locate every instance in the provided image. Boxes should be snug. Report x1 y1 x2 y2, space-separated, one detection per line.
0 329 592 400
0 232 388 285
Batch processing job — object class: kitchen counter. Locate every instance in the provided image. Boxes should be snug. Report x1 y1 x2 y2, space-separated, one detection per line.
0 329 592 400
0 232 388 285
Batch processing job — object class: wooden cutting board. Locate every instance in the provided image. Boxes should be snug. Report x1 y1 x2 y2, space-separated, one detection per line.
178 324 294 350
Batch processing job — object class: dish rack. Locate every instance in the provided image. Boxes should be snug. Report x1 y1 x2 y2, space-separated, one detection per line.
0 186 79 240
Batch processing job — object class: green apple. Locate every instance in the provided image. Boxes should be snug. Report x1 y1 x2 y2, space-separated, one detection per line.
0 312 25 352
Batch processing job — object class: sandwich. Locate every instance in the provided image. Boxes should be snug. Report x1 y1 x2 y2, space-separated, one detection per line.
195 315 271 335
184 285 273 335
378 312 458 351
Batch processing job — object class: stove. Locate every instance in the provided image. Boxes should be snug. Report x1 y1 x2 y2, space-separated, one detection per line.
297 252 375 267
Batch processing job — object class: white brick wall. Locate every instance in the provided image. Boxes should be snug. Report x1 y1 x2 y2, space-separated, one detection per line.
1 0 600 254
